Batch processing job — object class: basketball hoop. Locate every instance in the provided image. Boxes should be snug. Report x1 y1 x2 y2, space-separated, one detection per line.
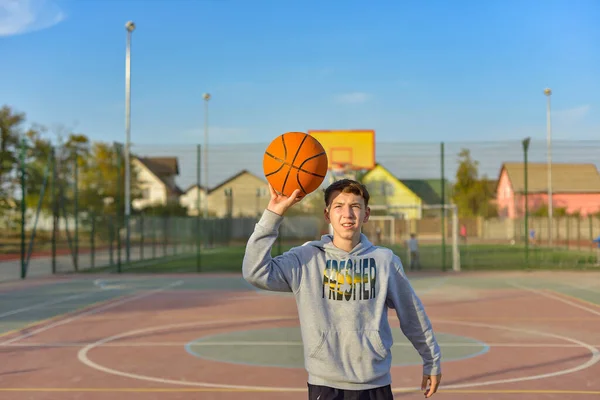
330 162 356 183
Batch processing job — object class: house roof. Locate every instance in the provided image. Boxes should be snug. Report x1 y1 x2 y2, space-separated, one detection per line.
134 157 182 195
208 169 267 194
501 162 600 193
137 157 179 175
362 164 453 205
399 179 450 205
184 184 208 193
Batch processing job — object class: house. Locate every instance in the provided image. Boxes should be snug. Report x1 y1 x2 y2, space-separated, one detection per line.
131 157 183 210
206 170 270 217
496 162 600 218
400 178 453 205
361 164 423 219
179 184 208 216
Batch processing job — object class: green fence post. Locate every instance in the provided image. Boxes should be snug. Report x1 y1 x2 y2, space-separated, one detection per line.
566 216 570 250
20 138 26 279
522 137 530 268
163 216 168 256
440 141 446 272
115 142 122 273
152 217 157 259
51 147 57 274
140 214 144 261
91 212 95 268
74 154 79 271
589 215 593 256
196 144 202 272
577 217 581 251
109 216 114 266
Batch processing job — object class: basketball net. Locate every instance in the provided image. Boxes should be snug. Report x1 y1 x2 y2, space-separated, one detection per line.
329 162 356 184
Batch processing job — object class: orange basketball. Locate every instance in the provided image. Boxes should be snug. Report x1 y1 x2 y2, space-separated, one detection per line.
263 132 329 197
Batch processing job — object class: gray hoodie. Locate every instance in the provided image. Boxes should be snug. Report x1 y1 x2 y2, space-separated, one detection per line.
242 210 442 390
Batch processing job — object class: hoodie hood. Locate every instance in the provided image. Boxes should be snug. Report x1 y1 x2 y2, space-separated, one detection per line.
304 233 375 257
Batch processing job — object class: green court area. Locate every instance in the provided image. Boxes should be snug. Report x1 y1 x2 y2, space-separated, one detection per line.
185 327 488 368
78 242 600 275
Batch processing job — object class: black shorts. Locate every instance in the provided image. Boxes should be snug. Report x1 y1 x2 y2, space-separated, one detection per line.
307 383 393 400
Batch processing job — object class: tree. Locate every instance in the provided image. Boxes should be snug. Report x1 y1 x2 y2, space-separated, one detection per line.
23 125 54 212
452 148 495 217
77 141 141 218
0 105 25 207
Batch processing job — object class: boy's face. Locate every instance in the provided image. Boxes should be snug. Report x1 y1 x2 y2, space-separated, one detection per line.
324 190 370 242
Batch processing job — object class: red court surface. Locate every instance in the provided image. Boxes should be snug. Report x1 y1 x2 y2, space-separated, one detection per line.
0 272 599 399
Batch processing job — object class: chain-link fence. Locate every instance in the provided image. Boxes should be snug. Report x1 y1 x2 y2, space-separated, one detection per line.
2 135 600 281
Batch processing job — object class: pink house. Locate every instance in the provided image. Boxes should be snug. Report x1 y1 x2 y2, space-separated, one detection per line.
496 162 600 218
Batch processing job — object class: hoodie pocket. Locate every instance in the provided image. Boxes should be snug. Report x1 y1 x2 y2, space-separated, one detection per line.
307 330 390 383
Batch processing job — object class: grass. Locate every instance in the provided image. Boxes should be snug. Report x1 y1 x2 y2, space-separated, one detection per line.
390 243 599 271
76 241 600 275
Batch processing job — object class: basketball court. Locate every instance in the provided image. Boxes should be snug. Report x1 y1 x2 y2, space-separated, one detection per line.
2 130 599 399
0 271 599 399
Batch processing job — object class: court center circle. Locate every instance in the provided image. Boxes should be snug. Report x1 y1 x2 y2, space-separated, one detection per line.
77 317 600 392
184 326 489 368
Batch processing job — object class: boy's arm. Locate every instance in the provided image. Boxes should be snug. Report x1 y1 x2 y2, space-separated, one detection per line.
242 209 303 293
386 256 441 376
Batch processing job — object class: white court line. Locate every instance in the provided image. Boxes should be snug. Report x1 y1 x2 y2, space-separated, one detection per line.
2 341 600 348
508 282 600 317
0 280 183 345
0 290 105 319
76 318 600 392
93 279 127 290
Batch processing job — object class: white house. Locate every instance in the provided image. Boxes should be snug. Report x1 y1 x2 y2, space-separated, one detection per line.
179 184 208 216
132 157 183 210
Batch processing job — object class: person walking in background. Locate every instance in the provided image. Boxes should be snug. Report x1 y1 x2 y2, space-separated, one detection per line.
407 233 421 271
459 224 467 244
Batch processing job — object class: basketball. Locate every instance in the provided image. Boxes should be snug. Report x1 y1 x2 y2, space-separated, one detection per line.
263 132 329 198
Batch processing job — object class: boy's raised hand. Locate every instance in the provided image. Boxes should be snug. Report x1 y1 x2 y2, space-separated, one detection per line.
266 184 303 216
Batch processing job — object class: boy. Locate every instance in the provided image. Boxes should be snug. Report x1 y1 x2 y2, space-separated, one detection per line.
242 179 442 399
406 233 421 271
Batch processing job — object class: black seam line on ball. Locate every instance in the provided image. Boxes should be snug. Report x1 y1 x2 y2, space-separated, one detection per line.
265 151 327 178
281 134 308 193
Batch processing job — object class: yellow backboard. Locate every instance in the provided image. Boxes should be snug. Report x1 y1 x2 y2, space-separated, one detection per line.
308 130 375 170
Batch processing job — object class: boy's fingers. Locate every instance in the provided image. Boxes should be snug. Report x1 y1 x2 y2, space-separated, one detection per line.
287 189 302 203
421 376 428 390
424 375 441 398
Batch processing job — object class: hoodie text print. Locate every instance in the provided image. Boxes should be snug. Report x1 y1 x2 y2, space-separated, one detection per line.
242 210 442 390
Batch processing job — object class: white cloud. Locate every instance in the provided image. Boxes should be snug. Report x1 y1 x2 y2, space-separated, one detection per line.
553 104 590 122
0 0 66 37
334 92 371 104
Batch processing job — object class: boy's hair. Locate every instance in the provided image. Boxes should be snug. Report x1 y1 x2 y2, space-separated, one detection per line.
324 179 370 207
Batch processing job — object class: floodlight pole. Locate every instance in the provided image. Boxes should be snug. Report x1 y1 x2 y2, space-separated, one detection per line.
544 88 553 246
124 21 135 264
523 137 531 267
203 93 210 220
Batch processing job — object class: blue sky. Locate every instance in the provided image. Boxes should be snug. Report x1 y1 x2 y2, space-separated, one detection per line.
1 0 599 187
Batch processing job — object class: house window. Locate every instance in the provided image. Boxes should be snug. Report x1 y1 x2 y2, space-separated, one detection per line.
504 187 510 199
380 182 394 196
142 188 151 199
